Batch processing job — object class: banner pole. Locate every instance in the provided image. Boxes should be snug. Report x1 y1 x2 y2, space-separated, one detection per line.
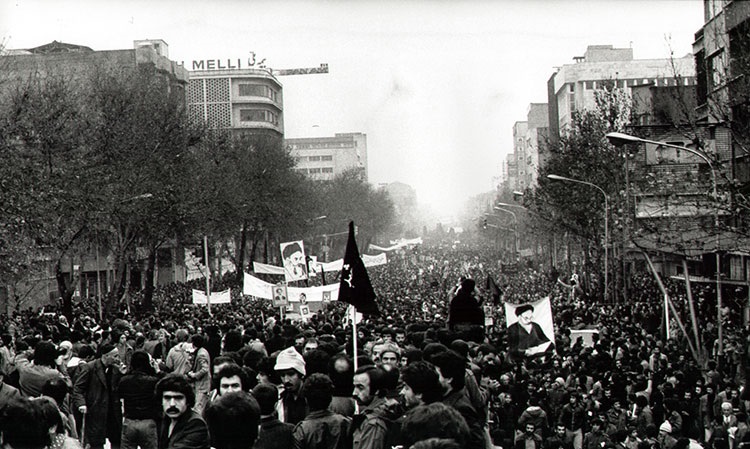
352 306 358 371
204 235 212 316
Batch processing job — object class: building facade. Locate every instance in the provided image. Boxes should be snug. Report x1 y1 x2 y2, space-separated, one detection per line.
508 121 527 191
286 133 369 181
547 45 697 142
0 40 189 308
187 67 284 137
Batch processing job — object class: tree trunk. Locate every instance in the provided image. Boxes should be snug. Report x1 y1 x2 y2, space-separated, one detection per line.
55 260 76 322
143 245 157 311
106 243 128 319
236 222 248 283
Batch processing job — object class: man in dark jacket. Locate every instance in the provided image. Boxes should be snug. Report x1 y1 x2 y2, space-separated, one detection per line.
293 374 351 449
119 350 159 449
72 343 123 449
431 350 487 449
156 374 209 449
252 383 294 449
447 279 484 328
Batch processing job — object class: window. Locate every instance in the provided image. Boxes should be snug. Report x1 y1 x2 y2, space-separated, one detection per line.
239 84 265 96
240 109 265 122
322 167 333 173
309 168 322 174
239 109 279 125
309 156 321 161
321 155 333 161
239 84 277 99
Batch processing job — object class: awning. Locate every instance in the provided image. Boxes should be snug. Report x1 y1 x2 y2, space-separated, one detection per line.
670 274 750 286
631 229 750 257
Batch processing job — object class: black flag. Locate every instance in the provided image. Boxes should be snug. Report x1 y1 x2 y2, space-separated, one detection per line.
486 274 502 305
339 221 379 315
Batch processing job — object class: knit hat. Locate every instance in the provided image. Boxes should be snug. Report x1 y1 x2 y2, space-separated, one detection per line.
274 347 306 376
659 421 672 433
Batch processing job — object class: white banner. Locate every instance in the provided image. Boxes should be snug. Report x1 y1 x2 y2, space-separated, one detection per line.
319 253 387 272
255 257 319 277
192 288 231 305
280 240 308 282
243 272 274 298
369 237 422 252
253 261 285 275
243 273 339 302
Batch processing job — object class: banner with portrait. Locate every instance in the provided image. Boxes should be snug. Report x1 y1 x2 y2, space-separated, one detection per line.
504 297 554 357
280 240 308 282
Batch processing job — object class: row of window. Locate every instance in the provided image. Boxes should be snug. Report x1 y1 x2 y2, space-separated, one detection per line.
579 77 695 91
238 84 279 101
289 142 355 150
239 109 279 125
296 167 334 174
293 155 334 163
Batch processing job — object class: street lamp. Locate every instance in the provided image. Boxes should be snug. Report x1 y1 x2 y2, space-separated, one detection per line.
547 174 610 303
606 131 723 354
494 206 519 259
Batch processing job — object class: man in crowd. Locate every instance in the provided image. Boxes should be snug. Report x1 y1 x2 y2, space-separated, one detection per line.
156 373 210 449
186 334 211 414
253 382 295 449
431 350 487 449
119 350 159 449
293 373 351 449
211 363 248 400
204 391 261 449
352 365 392 449
0 364 20 410
73 343 123 449
275 346 308 424
165 329 192 375
399 361 442 409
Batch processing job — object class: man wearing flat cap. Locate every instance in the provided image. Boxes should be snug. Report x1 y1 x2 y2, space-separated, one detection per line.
507 304 552 358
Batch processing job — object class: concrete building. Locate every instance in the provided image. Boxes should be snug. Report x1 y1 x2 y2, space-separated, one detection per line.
1 39 187 89
0 40 188 307
547 45 696 142
286 133 368 181
187 67 284 137
509 121 527 191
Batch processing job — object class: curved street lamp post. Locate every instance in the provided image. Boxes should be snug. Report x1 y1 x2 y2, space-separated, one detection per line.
606 131 722 355
493 206 519 260
547 174 610 303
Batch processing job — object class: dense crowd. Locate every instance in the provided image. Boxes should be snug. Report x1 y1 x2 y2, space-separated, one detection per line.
0 242 749 449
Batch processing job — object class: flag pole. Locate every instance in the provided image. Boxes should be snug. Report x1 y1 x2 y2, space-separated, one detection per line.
203 235 212 316
352 306 358 371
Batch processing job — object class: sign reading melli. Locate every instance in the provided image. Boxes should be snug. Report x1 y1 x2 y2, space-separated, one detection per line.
191 59 246 70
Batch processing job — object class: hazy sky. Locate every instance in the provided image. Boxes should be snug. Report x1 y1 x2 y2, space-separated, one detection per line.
0 0 704 217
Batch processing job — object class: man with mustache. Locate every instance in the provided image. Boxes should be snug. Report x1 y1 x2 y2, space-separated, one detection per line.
156 374 209 449
274 346 308 424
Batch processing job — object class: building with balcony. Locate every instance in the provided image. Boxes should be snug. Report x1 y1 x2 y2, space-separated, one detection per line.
286 133 368 181
187 67 284 137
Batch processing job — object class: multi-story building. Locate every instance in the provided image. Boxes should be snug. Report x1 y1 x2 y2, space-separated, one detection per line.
0 39 189 307
286 133 368 181
524 103 549 189
547 44 696 142
187 66 284 137
509 122 528 191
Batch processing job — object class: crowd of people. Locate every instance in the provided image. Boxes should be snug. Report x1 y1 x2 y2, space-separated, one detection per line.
0 242 749 449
